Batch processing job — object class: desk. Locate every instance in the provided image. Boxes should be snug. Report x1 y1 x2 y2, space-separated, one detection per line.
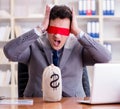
0 97 120 109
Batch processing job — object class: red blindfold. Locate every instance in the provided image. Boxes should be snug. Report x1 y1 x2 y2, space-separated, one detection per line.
47 26 70 36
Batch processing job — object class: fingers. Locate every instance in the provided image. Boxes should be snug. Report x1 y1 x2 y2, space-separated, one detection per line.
45 5 51 17
71 6 75 16
71 7 80 36
42 5 51 30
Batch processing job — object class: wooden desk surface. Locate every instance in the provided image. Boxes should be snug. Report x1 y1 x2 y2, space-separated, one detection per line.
0 97 120 109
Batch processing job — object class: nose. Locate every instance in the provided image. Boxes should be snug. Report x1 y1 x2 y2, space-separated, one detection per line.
54 34 61 38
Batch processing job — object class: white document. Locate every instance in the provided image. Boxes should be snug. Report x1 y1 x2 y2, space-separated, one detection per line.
0 99 33 105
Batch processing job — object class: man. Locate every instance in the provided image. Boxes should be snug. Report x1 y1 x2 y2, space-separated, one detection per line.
4 5 111 97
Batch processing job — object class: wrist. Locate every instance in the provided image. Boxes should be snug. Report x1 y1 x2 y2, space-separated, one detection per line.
73 28 81 36
37 24 46 33
76 30 85 39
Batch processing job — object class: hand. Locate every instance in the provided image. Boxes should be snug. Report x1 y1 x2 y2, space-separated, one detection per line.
70 7 81 36
41 5 51 30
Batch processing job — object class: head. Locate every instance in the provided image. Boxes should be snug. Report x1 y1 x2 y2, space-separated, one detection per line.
47 5 72 50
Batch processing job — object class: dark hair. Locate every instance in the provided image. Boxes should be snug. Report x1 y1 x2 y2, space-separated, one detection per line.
49 5 72 23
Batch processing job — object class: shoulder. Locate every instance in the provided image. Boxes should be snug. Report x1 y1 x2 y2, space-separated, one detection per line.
36 33 51 49
64 34 79 49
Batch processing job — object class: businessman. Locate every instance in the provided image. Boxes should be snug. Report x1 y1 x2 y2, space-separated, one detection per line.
4 5 111 97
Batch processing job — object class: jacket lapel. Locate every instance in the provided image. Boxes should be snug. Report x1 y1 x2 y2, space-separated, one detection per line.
59 48 72 69
37 35 52 65
43 47 52 65
60 35 77 69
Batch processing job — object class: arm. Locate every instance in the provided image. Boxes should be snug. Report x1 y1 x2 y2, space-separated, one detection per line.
4 5 51 64
70 7 111 64
79 33 111 64
4 29 39 63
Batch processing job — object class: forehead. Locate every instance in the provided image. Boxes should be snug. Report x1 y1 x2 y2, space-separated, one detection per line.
49 18 70 28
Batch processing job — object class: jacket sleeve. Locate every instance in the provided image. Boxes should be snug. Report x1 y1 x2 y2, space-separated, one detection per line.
78 33 112 65
3 29 39 63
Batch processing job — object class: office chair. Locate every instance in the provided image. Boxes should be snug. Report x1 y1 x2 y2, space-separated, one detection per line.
18 63 90 97
18 63 28 97
82 67 90 97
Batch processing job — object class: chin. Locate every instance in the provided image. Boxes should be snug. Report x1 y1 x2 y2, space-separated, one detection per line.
53 46 62 51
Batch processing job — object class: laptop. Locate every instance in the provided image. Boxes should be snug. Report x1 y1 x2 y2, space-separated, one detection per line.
78 63 120 104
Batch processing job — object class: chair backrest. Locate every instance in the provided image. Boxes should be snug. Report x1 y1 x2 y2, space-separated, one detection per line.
82 67 90 97
18 63 28 97
18 63 90 97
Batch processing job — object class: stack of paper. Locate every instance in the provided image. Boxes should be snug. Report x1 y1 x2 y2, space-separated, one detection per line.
0 99 33 105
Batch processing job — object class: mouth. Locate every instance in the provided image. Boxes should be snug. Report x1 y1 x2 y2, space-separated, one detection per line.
53 39 61 47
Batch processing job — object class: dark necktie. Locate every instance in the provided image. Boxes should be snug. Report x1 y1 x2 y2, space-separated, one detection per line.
53 50 59 66
52 50 71 97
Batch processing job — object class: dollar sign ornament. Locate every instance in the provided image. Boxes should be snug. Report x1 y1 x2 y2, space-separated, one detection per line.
50 72 60 90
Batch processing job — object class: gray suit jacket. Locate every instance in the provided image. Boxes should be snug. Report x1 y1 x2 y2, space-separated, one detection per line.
4 29 111 97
